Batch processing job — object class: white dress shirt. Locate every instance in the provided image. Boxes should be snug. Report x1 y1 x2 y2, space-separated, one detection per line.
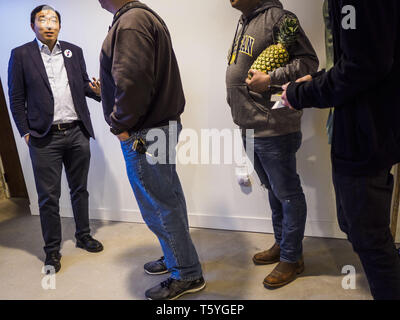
36 38 79 125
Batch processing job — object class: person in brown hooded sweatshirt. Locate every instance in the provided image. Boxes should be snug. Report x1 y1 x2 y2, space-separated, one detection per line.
98 0 205 300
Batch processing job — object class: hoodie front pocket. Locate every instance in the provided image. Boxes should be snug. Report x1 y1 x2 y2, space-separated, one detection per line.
227 85 270 129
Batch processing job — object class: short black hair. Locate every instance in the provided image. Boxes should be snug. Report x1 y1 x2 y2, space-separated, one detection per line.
30 5 61 25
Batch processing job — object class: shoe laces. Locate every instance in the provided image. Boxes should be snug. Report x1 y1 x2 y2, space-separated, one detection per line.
49 252 59 259
160 278 175 289
80 234 93 242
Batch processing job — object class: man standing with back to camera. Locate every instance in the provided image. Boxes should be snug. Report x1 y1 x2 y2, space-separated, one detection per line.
97 0 205 300
8 5 104 274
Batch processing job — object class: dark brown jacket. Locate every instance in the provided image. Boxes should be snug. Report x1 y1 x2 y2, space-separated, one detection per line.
100 1 185 132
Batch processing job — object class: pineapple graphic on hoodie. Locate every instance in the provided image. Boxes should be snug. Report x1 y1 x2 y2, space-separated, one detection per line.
226 0 318 137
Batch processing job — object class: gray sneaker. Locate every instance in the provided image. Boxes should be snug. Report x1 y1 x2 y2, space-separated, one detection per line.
145 277 206 300
144 256 169 275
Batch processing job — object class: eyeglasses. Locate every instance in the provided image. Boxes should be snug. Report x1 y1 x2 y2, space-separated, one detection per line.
37 17 59 27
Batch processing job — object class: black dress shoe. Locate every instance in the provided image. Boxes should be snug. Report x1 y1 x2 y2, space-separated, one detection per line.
76 234 104 253
45 251 62 273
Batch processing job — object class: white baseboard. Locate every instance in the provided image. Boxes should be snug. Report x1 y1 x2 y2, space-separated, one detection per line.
29 204 347 239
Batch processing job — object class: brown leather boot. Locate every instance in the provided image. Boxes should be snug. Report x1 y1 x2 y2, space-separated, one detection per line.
253 243 280 265
263 257 304 288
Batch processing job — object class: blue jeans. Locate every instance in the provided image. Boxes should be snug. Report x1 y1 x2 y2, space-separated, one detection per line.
120 122 202 281
244 132 307 263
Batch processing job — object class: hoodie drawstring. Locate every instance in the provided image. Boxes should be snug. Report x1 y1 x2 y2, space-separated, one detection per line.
228 17 250 65
234 19 248 64
228 19 241 66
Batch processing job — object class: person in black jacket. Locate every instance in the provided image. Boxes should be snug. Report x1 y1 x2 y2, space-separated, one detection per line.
281 0 400 299
8 5 103 273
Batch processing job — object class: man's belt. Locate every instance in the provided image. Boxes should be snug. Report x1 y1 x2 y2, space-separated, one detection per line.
50 121 80 132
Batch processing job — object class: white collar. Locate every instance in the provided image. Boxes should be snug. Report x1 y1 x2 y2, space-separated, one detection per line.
35 37 61 53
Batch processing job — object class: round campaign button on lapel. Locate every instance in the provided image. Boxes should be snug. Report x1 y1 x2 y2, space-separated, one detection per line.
64 49 72 58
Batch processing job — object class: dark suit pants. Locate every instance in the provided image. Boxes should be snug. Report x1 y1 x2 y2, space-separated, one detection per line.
333 167 400 300
29 124 91 254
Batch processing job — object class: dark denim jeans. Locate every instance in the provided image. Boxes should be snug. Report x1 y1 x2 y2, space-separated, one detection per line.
29 124 91 254
244 132 307 263
333 168 400 300
120 122 202 281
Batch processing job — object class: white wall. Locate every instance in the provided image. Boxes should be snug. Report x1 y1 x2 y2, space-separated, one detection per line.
0 0 345 239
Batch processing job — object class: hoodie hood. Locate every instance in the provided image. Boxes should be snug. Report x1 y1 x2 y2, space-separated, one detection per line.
241 0 283 23
229 0 283 65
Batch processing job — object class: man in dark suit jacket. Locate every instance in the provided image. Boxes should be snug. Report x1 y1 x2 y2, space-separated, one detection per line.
8 5 103 273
